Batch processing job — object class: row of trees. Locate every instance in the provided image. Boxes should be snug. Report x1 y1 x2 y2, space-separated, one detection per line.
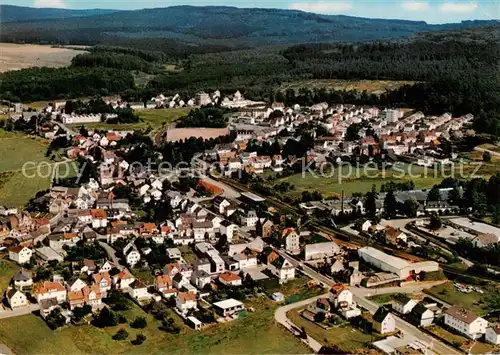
176 107 230 128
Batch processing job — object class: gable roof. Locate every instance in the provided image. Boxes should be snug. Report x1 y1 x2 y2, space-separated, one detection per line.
373 307 392 323
445 306 479 324
218 271 241 283
12 269 32 282
34 281 65 294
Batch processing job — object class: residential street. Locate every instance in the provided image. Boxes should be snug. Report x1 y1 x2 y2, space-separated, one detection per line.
0 304 40 319
97 240 125 270
274 294 328 353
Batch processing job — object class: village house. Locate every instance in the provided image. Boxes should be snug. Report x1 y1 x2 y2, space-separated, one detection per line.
34 281 67 303
282 227 300 255
372 307 396 334
12 269 33 291
6 289 29 309
409 303 435 327
176 291 197 315
486 325 500 345
67 277 87 292
113 270 136 290
128 280 150 301
392 295 418 315
123 242 141 266
8 245 32 264
93 272 112 297
218 271 242 287
155 275 177 298
90 209 108 228
266 250 295 283
67 285 103 310
213 299 245 317
444 306 488 339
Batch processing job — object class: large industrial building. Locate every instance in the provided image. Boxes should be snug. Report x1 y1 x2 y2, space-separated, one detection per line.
357 247 439 280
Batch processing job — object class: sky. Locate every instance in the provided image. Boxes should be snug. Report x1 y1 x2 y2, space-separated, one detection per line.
9 0 500 23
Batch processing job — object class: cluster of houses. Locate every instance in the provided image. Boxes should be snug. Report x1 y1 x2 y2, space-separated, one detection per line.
193 100 475 178
392 294 500 345
299 186 462 218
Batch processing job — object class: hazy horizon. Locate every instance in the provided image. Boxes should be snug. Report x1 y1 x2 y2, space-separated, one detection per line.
2 0 499 24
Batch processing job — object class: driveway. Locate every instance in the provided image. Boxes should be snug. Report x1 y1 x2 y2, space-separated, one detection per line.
274 294 327 353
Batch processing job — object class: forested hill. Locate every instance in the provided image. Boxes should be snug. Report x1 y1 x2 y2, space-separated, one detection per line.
0 5 118 22
0 5 496 47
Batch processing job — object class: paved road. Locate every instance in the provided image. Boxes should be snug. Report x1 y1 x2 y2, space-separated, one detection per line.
98 241 125 270
474 146 500 157
0 304 40 319
205 176 241 199
274 248 460 355
53 121 79 136
274 294 327 353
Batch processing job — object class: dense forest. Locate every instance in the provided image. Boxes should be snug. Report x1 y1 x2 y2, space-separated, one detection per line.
282 26 500 81
0 67 135 102
2 5 495 47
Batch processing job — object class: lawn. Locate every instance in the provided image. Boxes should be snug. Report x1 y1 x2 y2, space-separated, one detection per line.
0 297 310 355
367 293 401 305
424 282 497 315
131 268 155 286
278 161 499 197
0 130 56 207
287 309 373 352
427 325 497 354
67 108 190 131
0 258 19 294
259 275 326 302
178 245 197 264
279 163 442 197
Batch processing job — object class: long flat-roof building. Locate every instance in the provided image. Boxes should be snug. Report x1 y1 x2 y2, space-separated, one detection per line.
358 246 438 280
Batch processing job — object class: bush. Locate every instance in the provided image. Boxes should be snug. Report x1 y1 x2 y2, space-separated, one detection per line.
112 329 129 340
314 311 326 323
133 334 146 345
130 316 147 329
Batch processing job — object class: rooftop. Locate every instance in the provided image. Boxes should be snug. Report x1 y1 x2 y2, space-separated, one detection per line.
213 298 244 310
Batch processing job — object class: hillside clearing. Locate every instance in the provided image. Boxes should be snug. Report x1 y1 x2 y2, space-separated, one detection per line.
280 79 416 94
0 43 87 73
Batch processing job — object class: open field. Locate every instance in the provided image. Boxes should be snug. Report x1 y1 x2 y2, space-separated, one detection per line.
278 161 500 197
0 297 310 355
287 308 373 352
0 43 87 73
278 163 441 197
68 108 191 131
0 130 57 207
424 282 497 315
280 79 416 94
0 258 19 294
